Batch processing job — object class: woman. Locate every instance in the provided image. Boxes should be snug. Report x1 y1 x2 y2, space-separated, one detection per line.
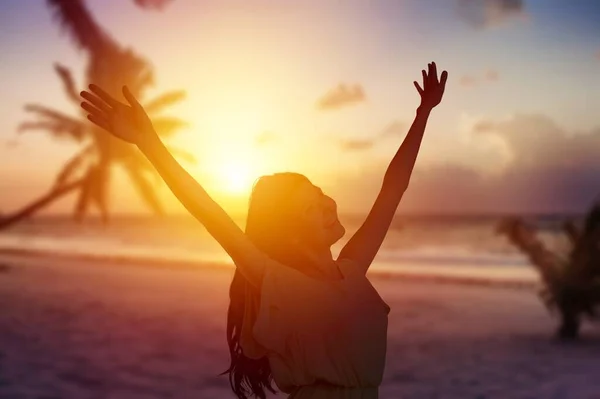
80 62 447 398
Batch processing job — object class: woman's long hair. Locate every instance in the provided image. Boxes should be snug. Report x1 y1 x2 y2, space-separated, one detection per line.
222 172 310 399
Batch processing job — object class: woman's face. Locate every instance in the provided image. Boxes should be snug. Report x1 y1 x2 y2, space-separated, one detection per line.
292 181 345 249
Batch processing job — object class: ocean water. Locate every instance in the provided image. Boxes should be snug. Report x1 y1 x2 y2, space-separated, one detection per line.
0 214 581 284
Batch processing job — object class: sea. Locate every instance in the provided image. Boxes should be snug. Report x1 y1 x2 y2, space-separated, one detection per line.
0 213 582 286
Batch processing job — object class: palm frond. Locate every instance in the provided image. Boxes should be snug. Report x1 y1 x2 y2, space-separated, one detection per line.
18 122 58 134
24 104 80 123
18 121 84 142
151 117 188 138
54 63 80 103
21 104 86 141
125 163 164 215
167 146 196 164
54 144 95 188
144 90 186 114
46 0 109 51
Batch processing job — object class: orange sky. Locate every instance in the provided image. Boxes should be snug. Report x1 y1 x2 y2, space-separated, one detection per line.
2 0 600 216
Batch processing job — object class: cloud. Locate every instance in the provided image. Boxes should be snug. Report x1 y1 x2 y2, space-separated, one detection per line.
472 120 496 133
317 84 366 110
339 139 375 151
3 139 18 148
596 50 600 61
254 131 277 146
459 75 479 87
331 113 600 214
381 120 407 136
337 120 407 152
134 0 174 9
475 114 600 170
459 68 500 88
484 69 499 81
457 0 526 29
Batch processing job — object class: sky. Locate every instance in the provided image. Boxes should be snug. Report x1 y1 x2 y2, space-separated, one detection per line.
1 0 600 216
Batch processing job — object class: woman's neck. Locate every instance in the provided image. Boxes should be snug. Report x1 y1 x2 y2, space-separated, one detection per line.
301 246 344 281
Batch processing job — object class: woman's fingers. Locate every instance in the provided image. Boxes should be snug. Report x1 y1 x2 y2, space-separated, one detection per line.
430 62 437 82
81 101 108 121
414 81 424 96
80 91 112 114
122 85 142 109
87 114 111 133
89 84 122 109
440 70 448 88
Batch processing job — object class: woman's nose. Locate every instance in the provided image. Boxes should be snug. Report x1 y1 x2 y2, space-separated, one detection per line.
325 196 337 211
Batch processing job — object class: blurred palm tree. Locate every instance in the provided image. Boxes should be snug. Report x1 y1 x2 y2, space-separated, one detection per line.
0 0 192 229
497 209 600 340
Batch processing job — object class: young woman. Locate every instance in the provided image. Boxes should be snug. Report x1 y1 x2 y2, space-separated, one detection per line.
80 62 447 399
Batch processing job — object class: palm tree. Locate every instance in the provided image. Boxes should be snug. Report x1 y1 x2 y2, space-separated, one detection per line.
497 208 600 339
0 0 191 229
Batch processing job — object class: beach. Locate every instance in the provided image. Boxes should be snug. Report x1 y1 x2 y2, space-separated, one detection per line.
1 252 599 399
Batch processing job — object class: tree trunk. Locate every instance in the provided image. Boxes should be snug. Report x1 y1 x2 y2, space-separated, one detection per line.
0 178 84 230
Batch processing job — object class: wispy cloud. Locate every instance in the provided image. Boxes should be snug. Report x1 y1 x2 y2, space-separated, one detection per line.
472 120 496 133
337 120 407 152
484 69 499 81
3 139 18 148
380 120 407 136
459 68 500 88
254 131 277 146
317 84 366 110
457 0 526 29
459 75 479 88
133 0 174 10
339 139 375 151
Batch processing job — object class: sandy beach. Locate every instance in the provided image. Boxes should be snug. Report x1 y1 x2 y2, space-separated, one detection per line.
1 253 599 399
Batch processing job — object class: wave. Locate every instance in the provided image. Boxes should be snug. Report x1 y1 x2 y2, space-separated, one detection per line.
0 230 542 289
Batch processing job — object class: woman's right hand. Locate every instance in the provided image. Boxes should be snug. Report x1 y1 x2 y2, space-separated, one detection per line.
80 84 157 147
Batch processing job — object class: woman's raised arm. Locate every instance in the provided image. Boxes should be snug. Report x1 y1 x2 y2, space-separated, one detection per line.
338 62 447 273
80 84 271 288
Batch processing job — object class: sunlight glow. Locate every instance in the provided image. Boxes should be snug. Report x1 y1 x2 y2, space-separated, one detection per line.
219 160 256 194
194 98 273 196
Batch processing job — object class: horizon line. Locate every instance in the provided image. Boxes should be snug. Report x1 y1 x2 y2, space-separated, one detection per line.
20 211 586 219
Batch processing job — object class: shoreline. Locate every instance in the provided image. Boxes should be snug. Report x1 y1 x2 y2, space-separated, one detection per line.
0 247 540 291
1 252 599 398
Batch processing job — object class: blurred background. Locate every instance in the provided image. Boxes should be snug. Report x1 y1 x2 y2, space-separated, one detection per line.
1 0 599 272
1 1 600 397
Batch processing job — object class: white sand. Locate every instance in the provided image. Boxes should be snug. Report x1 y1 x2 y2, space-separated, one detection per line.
1 253 599 399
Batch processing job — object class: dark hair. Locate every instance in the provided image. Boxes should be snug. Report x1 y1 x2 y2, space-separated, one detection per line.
222 172 311 399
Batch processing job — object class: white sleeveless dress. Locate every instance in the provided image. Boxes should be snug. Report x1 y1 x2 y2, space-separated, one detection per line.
240 259 390 398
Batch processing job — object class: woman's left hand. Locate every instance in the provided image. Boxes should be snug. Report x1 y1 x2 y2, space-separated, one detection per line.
414 62 448 111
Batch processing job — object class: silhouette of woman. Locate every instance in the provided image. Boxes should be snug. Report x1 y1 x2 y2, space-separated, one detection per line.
80 62 447 399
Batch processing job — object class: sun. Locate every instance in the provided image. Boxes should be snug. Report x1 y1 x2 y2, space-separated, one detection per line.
219 160 257 194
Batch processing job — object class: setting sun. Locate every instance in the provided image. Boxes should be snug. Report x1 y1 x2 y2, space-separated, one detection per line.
219 160 256 194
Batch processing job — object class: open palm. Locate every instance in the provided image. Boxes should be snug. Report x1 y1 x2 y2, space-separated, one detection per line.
414 62 448 110
80 84 155 146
